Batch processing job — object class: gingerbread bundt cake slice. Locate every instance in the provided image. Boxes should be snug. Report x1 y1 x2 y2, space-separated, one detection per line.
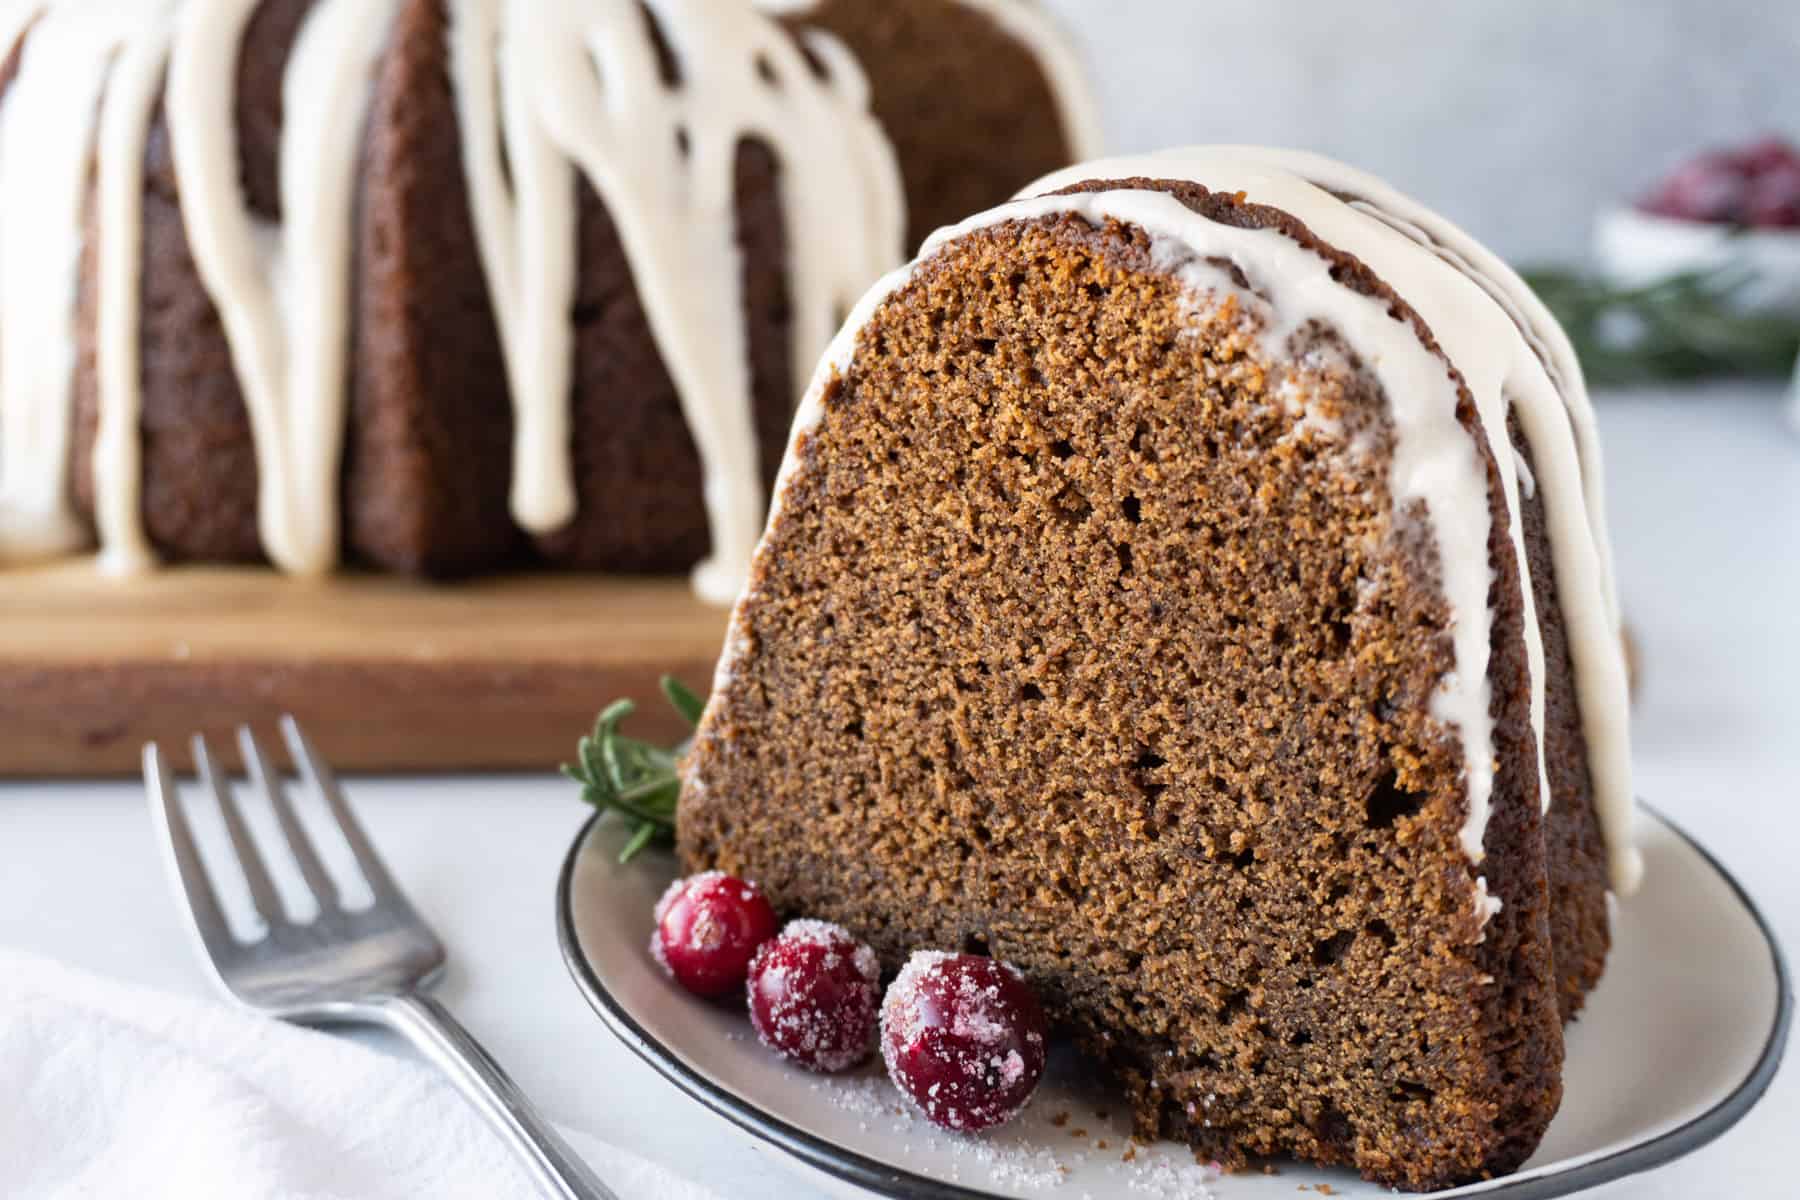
680 147 1641 1190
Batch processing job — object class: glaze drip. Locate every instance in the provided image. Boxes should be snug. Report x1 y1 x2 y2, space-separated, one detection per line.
0 0 904 602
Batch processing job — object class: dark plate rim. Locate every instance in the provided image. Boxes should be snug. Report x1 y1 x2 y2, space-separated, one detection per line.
556 803 1791 1199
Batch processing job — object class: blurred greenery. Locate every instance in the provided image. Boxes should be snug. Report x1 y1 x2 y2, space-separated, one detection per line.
1523 266 1800 387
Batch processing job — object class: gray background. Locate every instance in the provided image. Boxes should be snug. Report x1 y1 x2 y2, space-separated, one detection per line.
1040 0 1800 265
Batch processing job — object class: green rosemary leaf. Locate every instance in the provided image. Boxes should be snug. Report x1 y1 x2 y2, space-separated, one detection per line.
595 789 677 830
615 774 680 813
595 699 634 744
661 676 707 728
599 727 629 794
579 735 608 792
565 682 710 861
618 823 661 864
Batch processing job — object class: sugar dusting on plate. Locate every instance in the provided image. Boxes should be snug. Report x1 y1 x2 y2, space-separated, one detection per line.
808 1068 1220 1196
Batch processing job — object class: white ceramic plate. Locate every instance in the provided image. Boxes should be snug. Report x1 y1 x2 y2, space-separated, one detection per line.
558 807 1790 1198
1594 206 1800 312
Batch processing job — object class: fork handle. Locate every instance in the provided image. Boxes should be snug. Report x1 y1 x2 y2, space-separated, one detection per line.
377 992 620 1200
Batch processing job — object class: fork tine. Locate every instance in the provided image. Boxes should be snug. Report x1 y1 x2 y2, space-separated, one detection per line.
144 742 236 958
238 725 340 912
280 715 405 905
193 733 287 929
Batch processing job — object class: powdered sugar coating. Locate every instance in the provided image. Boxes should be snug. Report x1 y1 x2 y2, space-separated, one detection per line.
650 870 778 998
653 869 722 925
880 951 1049 1133
807 1069 1223 1195
647 927 671 977
747 920 881 1072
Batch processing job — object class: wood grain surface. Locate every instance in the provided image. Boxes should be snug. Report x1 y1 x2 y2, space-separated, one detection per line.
0 565 731 776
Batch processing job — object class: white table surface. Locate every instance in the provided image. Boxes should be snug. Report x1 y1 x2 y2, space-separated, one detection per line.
2 385 1794 1199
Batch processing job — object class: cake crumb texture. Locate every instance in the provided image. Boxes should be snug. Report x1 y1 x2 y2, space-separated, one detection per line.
683 186 1582 1190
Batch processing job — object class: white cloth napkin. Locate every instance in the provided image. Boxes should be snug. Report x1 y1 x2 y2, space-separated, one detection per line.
0 949 720 1200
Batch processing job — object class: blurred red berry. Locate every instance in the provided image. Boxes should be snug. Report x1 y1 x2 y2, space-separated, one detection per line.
1641 152 1750 223
1737 136 1800 178
1745 161 1800 228
1640 137 1800 226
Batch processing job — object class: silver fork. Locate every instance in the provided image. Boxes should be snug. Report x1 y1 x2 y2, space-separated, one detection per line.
145 716 617 1200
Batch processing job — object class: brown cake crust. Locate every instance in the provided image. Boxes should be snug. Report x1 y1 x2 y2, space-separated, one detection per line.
783 0 1080 249
73 0 318 563
352 1 793 575
1513 426 1612 1017
533 140 794 571
1312 176 1611 1019
68 0 795 575
682 182 1576 1190
346 0 522 575
0 19 29 129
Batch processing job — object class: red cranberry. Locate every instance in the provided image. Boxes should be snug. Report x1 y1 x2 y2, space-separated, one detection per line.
651 871 778 998
1746 161 1800 228
1641 152 1750 224
746 920 881 1072
880 951 1049 1133
1737 136 1800 178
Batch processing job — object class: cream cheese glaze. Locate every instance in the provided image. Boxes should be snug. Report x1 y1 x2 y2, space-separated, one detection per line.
0 0 904 601
740 146 1641 898
0 0 161 566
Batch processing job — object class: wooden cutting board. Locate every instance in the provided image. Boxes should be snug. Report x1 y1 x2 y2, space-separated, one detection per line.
0 564 731 776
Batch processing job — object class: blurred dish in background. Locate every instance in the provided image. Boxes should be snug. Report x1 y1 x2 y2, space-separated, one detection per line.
1635 136 1800 229
1598 136 1800 313
1525 136 1800 389
1595 210 1800 315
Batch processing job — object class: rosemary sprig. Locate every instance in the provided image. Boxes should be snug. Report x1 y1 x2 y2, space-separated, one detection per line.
563 676 707 863
1523 265 1800 386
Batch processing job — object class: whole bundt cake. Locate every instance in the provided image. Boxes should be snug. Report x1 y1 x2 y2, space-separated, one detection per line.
0 0 1097 602
680 147 1642 1190
760 0 1102 248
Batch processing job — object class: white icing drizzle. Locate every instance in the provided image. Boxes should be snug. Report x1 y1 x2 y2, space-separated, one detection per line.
1240 147 1639 896
442 0 907 604
743 146 1639 900
1472 876 1503 930
0 0 903 603
166 0 393 575
1515 450 1537 501
0 0 143 564
91 7 175 576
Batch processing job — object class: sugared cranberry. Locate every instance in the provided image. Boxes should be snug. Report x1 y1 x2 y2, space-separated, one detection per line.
651 871 778 998
1736 136 1800 178
746 920 881 1072
1641 152 1750 224
1746 161 1800 228
880 951 1049 1133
